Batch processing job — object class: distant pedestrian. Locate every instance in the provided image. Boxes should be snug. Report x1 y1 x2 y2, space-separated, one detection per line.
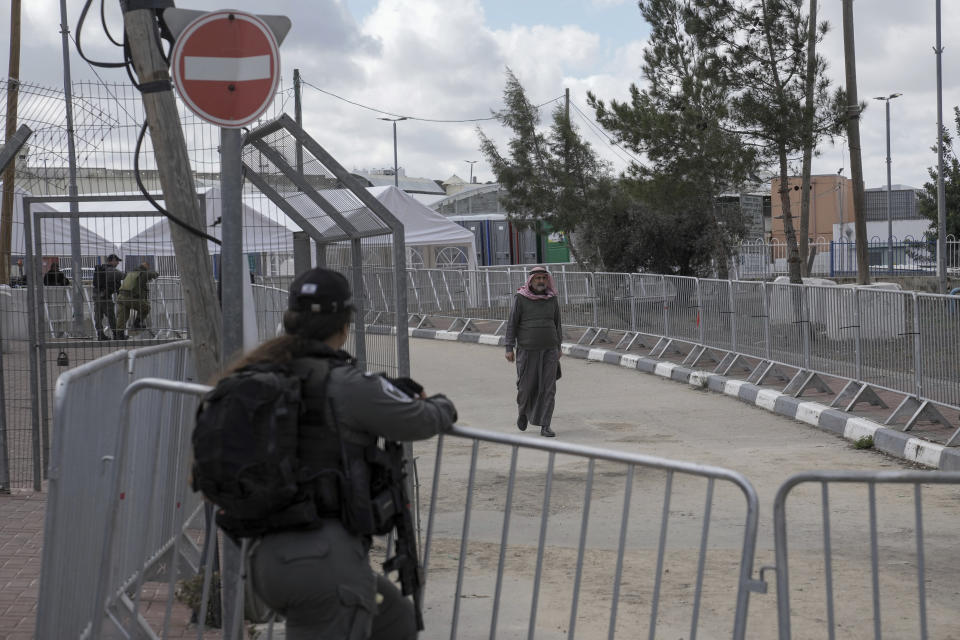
504 265 563 437
93 254 125 340
116 261 158 339
11 258 25 287
42 263 70 286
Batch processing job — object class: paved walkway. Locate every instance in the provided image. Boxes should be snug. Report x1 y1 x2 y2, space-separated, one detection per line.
0 491 44 640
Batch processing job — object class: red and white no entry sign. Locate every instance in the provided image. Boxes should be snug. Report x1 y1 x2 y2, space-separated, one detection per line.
170 10 280 128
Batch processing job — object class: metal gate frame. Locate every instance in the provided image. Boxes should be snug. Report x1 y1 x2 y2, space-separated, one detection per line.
20 194 201 489
241 113 410 376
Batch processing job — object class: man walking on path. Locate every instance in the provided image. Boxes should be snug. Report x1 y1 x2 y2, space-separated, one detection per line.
92 254 124 340
116 261 158 339
505 265 562 437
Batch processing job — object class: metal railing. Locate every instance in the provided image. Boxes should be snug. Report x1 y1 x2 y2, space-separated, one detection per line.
423 425 760 639
734 237 960 278
772 470 960 640
387 268 960 439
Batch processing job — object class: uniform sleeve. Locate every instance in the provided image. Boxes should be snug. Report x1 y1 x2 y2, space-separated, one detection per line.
327 366 457 442
504 294 520 351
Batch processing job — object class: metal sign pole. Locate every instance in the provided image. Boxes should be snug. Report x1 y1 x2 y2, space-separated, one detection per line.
219 126 245 640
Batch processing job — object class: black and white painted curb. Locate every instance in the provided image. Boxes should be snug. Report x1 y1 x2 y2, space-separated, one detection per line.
400 326 960 471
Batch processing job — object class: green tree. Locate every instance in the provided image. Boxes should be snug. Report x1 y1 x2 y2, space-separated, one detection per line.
917 107 960 244
478 70 621 269
587 0 759 277
709 0 843 283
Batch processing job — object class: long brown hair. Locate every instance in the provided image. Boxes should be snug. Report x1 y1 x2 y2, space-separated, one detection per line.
217 307 353 380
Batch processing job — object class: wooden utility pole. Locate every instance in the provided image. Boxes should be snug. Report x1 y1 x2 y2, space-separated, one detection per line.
841 0 870 285
0 0 22 287
123 6 222 382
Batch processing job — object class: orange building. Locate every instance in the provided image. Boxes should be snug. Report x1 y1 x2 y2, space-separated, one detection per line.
770 175 855 243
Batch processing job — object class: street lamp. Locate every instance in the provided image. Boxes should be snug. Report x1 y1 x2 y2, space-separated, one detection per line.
378 116 408 187
464 160 477 184
873 92 902 275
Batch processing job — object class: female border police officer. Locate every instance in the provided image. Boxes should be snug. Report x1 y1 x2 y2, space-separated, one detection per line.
238 267 457 639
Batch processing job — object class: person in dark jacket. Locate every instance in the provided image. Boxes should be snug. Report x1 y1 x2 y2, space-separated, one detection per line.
93 254 124 340
235 267 457 640
504 265 563 437
42 262 70 286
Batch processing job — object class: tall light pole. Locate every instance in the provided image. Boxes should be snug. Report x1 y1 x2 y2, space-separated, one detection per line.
464 160 477 184
378 116 408 187
874 92 901 275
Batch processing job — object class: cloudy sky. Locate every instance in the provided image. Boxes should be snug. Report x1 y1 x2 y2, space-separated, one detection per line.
3 0 959 192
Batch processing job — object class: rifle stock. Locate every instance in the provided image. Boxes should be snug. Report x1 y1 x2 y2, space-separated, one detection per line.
382 440 425 631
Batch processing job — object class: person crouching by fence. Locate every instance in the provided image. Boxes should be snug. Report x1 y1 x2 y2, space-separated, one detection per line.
191 267 457 640
116 261 158 339
505 265 563 437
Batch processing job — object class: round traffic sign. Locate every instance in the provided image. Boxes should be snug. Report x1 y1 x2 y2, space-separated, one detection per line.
170 10 280 128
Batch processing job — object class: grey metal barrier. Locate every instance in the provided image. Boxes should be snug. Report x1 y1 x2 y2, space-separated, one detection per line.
771 470 960 640
35 341 195 639
90 377 210 640
397 268 960 439
422 424 762 640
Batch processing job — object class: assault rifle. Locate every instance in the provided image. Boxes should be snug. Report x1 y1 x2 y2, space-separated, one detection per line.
380 439 425 631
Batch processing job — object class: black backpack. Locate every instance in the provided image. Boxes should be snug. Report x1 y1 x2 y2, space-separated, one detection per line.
191 362 322 538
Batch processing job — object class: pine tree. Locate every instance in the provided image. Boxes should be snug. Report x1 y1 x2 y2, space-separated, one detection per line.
587 0 758 277
478 70 621 269
917 107 960 246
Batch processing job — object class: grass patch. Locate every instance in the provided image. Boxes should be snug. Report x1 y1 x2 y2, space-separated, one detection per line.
854 435 874 450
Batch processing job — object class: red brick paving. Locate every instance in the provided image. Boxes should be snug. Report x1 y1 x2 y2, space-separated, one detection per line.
0 490 240 639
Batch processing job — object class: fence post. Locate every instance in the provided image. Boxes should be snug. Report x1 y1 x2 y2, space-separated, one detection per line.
854 287 863 381
662 275 671 339
801 285 811 370
628 274 637 333
590 273 599 328
485 269 492 308
762 281 772 361
912 292 922 398
696 278 705 346
830 241 835 278
728 280 738 355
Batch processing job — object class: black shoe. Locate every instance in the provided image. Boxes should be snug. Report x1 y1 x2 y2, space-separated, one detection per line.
114 331 127 341
517 415 528 431
97 332 109 341
540 426 556 438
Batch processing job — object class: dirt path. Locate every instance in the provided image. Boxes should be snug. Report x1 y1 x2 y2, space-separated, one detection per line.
409 339 960 640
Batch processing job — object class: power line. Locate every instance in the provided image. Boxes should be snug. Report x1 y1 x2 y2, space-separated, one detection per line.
569 100 649 169
299 79 563 123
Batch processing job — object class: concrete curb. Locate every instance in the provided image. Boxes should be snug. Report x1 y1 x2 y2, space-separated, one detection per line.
406 327 960 471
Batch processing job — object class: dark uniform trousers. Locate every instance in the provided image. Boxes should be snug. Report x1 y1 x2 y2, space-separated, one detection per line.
249 520 417 640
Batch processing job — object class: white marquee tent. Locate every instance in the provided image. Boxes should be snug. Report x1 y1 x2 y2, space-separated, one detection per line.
3 184 120 257
366 186 477 270
39 184 476 271
117 186 293 256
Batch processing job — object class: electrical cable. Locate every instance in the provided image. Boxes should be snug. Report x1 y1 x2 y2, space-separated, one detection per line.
100 0 123 47
569 100 649 169
300 80 563 123
75 0 129 68
134 120 222 246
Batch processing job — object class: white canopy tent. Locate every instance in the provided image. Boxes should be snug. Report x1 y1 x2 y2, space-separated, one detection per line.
3 185 120 257
117 186 294 256
365 186 477 270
